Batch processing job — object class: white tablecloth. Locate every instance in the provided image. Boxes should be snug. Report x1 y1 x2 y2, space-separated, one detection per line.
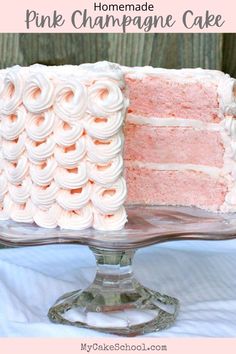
0 240 236 337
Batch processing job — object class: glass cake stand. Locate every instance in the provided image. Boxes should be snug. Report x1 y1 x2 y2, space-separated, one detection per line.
1 205 236 336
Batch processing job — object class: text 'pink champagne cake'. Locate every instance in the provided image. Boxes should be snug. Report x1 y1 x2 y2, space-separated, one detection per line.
0 61 236 231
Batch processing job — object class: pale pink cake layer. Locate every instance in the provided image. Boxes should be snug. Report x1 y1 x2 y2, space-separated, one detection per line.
125 167 227 211
125 76 220 122
124 124 224 167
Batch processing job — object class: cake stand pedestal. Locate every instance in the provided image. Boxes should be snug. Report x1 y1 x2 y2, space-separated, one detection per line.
1 205 236 336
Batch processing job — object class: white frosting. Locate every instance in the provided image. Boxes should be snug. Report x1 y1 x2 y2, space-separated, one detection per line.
8 177 32 204
5 155 28 184
26 135 55 163
54 119 84 147
54 79 87 123
31 182 59 210
0 66 23 115
88 155 123 185
26 110 55 141
218 75 236 116
33 204 62 229
55 162 88 189
23 72 54 113
55 136 86 168
0 173 8 202
0 61 127 230
88 80 125 116
56 182 91 210
91 177 127 214
1 105 26 140
84 111 124 139
2 132 26 161
93 206 127 231
30 157 57 186
10 199 35 223
58 203 93 230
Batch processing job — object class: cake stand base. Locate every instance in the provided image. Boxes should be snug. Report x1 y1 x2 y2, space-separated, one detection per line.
48 247 179 336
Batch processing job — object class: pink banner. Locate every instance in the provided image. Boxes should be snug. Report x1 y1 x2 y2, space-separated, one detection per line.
0 0 234 33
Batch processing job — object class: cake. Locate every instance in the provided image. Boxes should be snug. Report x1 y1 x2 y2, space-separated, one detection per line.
0 61 236 231
0 62 128 231
124 67 236 212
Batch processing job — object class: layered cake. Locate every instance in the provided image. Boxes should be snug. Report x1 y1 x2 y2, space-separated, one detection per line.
0 61 236 231
124 67 236 212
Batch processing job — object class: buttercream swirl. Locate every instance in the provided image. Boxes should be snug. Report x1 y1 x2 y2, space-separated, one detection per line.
26 110 55 141
10 199 35 223
0 173 8 202
91 177 126 214
56 182 91 210
54 120 84 147
54 79 87 123
5 155 28 184
8 177 32 204
33 204 62 229
55 162 88 189
93 206 127 231
0 193 12 221
58 203 93 230
23 72 54 113
224 117 236 140
31 182 59 210
86 133 123 163
1 105 26 140
1 66 24 115
2 132 26 161
88 155 123 185
30 157 57 186
88 80 124 116
84 112 124 139
218 75 236 116
55 136 86 168
26 136 55 163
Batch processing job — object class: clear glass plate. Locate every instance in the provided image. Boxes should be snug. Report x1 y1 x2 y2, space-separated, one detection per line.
1 205 236 336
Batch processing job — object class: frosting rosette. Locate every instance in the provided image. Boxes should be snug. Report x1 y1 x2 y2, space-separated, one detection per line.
88 80 124 116
33 204 62 229
26 110 55 141
0 66 24 115
31 182 59 210
5 155 28 184
88 155 123 185
0 173 8 202
1 105 26 140
84 112 124 139
56 182 91 210
26 136 55 163
2 132 26 161
93 206 127 231
54 79 87 123
29 157 57 186
55 136 86 168
8 177 32 204
86 133 123 163
0 193 12 221
55 161 88 189
10 199 36 223
91 177 126 214
23 72 54 113
54 120 84 147
58 203 93 230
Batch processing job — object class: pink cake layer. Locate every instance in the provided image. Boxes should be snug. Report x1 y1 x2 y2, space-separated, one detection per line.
125 167 228 211
125 76 220 122
124 124 224 167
